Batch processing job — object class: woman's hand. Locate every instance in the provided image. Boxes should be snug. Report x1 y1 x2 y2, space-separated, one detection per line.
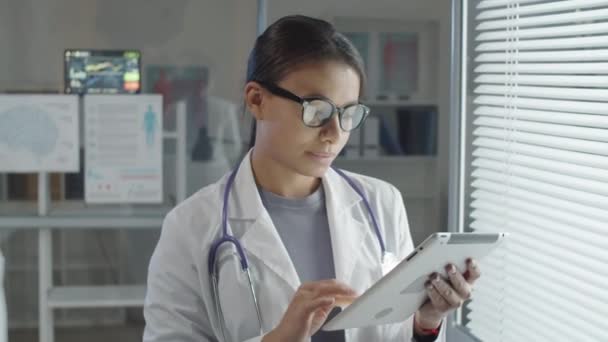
263 279 358 342
414 258 481 333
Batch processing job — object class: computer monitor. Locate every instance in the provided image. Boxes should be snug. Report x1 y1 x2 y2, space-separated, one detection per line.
64 49 141 94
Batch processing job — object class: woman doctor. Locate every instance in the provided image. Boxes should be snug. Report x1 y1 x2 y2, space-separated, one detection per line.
143 15 481 342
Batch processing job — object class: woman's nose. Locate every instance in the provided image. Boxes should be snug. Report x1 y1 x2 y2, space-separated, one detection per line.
320 113 342 143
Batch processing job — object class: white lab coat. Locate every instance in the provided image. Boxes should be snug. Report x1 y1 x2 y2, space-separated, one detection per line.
143 151 447 342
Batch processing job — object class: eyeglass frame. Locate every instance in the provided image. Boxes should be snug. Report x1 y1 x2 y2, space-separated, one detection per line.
254 80 371 132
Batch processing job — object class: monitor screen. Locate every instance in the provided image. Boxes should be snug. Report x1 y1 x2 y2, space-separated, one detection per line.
64 50 141 94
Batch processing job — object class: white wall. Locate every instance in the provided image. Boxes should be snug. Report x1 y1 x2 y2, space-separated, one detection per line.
0 0 257 102
0 1 13 90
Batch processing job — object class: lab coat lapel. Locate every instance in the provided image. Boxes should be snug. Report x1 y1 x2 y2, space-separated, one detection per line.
323 168 369 285
225 154 372 291
227 151 301 291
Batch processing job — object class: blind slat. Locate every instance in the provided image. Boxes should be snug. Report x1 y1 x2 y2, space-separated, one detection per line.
472 283 608 331
476 49 608 62
477 8 608 30
474 84 608 101
476 35 608 51
469 289 607 339
472 168 608 210
468 318 556 342
473 137 608 170
474 95 608 115
469 297 603 341
474 263 608 318
477 22 608 41
474 106 608 128
473 148 608 182
470 272 608 318
471 189 607 235
473 126 608 156
471 216 607 276
468 318 545 342
478 249 608 305
473 116 608 141
473 157 608 196
475 62 608 74
472 179 608 222
477 0 546 10
472 268 608 324
475 74 608 87
477 0 608 20
472 221 608 292
470 205 607 262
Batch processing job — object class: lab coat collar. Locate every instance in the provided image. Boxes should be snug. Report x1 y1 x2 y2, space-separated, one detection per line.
226 150 265 221
230 150 367 290
227 150 362 219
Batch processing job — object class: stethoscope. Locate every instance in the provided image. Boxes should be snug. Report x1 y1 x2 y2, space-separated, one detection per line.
207 159 387 341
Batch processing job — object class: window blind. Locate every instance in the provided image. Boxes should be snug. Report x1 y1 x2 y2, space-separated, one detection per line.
464 1 608 341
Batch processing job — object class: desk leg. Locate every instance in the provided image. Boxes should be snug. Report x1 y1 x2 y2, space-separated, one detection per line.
39 229 53 342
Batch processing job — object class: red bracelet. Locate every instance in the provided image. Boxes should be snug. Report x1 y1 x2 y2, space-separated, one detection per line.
418 325 440 335
414 316 441 335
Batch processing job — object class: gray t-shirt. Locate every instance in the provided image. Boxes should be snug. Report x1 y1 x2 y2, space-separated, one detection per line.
259 185 335 283
259 185 345 342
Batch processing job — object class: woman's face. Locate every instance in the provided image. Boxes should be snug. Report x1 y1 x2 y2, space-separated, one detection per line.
254 60 361 178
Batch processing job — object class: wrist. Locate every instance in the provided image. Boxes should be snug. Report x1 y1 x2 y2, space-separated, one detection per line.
262 329 283 342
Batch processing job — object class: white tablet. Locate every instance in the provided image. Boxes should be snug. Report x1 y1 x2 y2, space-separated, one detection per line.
322 232 508 331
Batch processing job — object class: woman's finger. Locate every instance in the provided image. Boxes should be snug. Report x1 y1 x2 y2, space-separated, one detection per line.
300 279 348 291
334 294 359 307
464 258 481 284
446 264 472 299
426 280 450 312
303 296 335 316
293 287 314 302
431 275 463 310
301 279 358 298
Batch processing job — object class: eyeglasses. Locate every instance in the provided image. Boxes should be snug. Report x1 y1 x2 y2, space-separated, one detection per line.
256 81 370 132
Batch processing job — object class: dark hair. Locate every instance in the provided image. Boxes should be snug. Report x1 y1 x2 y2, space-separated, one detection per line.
246 15 367 148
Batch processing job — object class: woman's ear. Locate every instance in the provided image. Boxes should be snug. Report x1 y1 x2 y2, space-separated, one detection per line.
244 81 264 120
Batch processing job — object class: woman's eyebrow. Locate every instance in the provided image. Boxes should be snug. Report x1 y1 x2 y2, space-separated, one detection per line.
301 93 360 106
300 92 330 99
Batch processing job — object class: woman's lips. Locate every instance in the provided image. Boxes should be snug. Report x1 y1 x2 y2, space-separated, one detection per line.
309 152 335 158
307 151 336 163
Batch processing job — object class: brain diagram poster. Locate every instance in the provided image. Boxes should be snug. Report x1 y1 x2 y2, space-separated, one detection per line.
84 95 163 203
0 95 79 173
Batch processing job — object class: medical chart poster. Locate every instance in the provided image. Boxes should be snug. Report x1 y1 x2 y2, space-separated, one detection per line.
84 95 163 203
0 95 79 172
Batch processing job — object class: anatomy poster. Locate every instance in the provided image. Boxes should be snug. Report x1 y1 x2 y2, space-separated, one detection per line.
84 95 163 203
0 95 79 172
